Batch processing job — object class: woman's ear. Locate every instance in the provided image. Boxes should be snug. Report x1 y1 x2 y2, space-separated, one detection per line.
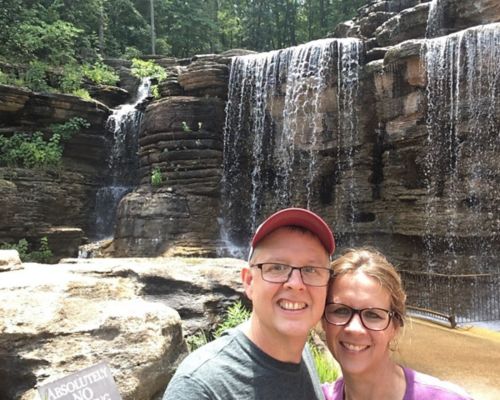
241 266 254 300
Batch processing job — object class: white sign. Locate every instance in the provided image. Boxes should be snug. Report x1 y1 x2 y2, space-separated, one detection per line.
37 361 122 400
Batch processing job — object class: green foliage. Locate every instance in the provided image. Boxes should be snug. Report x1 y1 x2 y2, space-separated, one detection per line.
130 58 167 82
151 167 163 187
0 132 62 168
82 62 119 85
0 118 89 168
50 117 90 141
213 300 251 339
23 61 50 92
0 0 368 63
0 70 22 87
186 330 209 352
123 46 143 60
71 88 92 101
59 64 83 94
186 300 251 352
310 344 340 383
15 19 82 65
150 85 160 99
0 237 53 263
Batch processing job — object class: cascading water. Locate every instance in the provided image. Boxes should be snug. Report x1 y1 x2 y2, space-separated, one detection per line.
92 78 150 240
221 38 362 256
422 24 500 321
426 0 446 39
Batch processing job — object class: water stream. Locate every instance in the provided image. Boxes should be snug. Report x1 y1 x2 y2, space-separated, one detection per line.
422 23 500 321
221 38 362 256
91 78 150 240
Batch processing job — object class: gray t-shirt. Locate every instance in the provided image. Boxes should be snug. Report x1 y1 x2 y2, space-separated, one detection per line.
163 327 325 400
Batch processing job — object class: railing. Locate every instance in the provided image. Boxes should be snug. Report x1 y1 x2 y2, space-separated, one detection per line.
400 270 500 325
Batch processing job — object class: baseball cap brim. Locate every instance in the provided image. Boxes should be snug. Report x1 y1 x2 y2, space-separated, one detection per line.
251 208 335 255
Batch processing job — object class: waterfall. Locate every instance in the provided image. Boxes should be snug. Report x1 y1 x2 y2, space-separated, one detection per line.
426 0 446 38
92 78 151 240
421 24 500 323
221 38 362 256
335 40 363 243
423 24 500 275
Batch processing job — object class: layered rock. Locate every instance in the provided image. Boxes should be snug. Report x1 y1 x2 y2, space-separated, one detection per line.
0 86 111 258
112 59 227 256
0 257 245 400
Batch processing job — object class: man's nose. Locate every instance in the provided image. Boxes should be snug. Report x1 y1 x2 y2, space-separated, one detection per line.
284 268 306 289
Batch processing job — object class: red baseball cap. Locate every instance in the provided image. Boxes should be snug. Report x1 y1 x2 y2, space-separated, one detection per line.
250 208 335 256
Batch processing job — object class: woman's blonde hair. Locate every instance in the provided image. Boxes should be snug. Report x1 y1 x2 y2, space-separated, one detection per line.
329 247 407 327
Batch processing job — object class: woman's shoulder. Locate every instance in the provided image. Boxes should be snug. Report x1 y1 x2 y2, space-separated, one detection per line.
404 367 473 400
321 378 344 400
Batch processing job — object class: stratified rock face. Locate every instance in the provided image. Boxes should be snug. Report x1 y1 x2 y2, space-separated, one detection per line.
112 94 225 257
0 257 245 400
375 3 430 46
0 169 92 258
178 61 229 98
0 86 111 256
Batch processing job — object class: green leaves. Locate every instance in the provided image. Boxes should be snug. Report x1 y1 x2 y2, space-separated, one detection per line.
0 0 368 63
0 237 53 264
0 118 89 169
151 167 163 187
82 62 119 86
131 58 167 81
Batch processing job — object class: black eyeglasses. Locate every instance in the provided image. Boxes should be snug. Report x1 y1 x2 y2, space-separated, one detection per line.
324 302 398 331
250 263 332 287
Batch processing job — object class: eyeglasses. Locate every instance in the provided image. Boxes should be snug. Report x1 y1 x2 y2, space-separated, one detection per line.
250 263 332 287
324 302 397 331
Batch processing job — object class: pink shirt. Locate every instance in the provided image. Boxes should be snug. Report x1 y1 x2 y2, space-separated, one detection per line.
322 367 473 400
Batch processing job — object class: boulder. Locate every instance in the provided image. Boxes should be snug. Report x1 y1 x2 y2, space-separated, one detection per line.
112 190 222 257
0 249 22 271
0 257 246 400
375 3 430 46
178 61 229 99
86 84 130 108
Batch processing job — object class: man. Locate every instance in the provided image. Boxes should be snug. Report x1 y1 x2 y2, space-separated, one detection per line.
163 207 335 399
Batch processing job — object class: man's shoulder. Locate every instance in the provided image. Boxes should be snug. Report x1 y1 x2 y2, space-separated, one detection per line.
163 328 254 399
176 328 244 375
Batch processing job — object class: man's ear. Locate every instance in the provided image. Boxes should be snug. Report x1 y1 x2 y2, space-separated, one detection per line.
241 265 254 300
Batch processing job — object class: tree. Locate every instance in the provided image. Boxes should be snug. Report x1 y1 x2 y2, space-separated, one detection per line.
150 0 156 55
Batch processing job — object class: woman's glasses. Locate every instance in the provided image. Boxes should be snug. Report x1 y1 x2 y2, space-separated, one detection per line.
324 302 398 331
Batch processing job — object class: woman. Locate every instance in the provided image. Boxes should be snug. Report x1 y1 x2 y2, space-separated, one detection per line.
322 248 472 400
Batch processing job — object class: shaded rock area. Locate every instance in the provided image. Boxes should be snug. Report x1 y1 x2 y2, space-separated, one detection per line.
0 86 111 258
85 84 130 108
0 257 246 400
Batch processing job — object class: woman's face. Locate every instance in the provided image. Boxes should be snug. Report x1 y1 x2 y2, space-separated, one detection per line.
323 271 398 377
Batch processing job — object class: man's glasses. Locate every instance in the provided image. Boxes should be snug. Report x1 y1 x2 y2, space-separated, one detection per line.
250 263 332 287
324 302 397 331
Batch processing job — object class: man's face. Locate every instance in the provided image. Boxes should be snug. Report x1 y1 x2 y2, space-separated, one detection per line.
242 227 330 345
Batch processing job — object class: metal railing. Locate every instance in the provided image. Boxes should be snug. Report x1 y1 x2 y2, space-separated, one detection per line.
400 270 500 325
